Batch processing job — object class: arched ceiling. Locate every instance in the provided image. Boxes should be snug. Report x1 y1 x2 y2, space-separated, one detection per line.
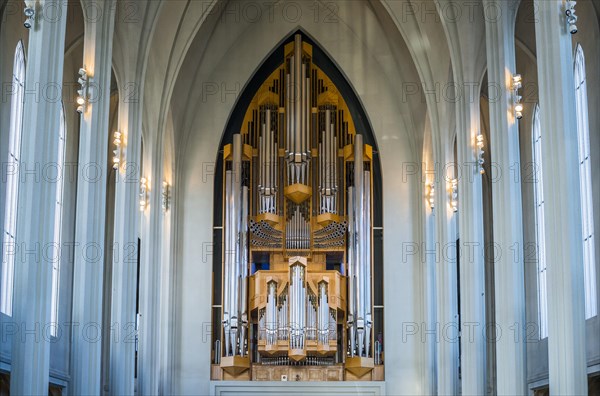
169 1 427 166
109 0 460 183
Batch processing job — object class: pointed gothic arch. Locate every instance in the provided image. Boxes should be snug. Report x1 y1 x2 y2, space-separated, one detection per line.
210 31 385 381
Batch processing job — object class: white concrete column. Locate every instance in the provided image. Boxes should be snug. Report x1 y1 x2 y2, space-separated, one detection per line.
109 91 143 396
455 84 487 396
138 138 164 395
483 1 527 394
433 151 459 396
10 1 66 394
436 2 488 393
533 1 588 394
69 1 116 394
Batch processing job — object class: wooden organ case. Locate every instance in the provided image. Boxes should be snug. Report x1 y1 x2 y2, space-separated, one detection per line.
214 34 383 382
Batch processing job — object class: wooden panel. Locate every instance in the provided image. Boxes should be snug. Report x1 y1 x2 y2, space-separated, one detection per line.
211 364 223 380
223 370 251 381
251 365 344 382
327 368 344 381
372 365 385 381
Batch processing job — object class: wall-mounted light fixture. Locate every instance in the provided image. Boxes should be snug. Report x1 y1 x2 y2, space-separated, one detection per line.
476 133 485 174
112 131 122 170
512 74 523 120
23 0 36 29
565 1 578 34
451 178 458 213
76 68 90 114
428 183 435 211
140 177 149 212
162 181 170 212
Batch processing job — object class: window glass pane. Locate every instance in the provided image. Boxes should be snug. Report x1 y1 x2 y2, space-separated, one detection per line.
532 106 548 339
1 42 25 316
574 46 597 319
50 104 66 336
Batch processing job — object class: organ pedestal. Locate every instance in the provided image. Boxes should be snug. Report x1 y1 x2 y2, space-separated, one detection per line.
216 34 380 381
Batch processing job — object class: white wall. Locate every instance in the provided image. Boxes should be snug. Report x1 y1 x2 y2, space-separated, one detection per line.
170 1 429 394
515 0 600 388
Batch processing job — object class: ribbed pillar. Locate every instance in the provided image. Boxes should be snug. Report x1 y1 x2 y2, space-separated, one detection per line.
455 86 487 396
483 1 527 394
10 1 67 394
446 81 486 395
138 136 164 395
533 1 587 394
434 152 459 396
69 1 116 394
109 91 143 396
436 2 488 393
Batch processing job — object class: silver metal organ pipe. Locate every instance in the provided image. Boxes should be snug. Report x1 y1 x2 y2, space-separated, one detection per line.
353 134 365 357
364 171 372 357
292 211 296 250
284 294 288 340
300 267 305 349
319 282 329 345
305 73 310 161
286 71 291 176
223 170 232 356
266 109 271 197
240 186 249 356
295 268 299 348
306 215 309 250
319 141 323 213
332 123 337 213
259 130 264 213
301 63 306 172
347 185 356 357
273 131 278 212
290 268 294 348
325 110 331 212
230 134 242 355
294 34 301 164
266 281 277 345
298 267 302 348
289 56 296 184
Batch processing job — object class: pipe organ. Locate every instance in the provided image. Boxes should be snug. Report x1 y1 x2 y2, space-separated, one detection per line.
218 34 381 381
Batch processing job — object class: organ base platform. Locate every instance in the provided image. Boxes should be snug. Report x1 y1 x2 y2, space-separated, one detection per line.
211 364 384 381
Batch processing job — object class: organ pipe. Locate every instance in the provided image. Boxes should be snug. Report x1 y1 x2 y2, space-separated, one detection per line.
266 280 277 346
318 281 329 346
294 35 301 163
289 262 307 351
259 109 278 214
354 134 365 357
319 109 338 214
222 134 249 358
223 170 232 356
220 35 377 375
347 186 356 357
363 170 372 357
348 134 372 358
240 186 249 356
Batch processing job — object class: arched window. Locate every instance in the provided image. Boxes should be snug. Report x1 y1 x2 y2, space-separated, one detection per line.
574 45 597 319
1 42 25 316
50 104 66 336
532 105 548 339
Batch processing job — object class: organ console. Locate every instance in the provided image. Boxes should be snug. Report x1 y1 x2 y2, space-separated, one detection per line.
216 34 382 381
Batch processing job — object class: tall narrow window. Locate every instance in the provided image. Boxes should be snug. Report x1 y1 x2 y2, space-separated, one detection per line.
574 45 597 319
50 104 66 336
1 42 25 316
532 105 548 339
